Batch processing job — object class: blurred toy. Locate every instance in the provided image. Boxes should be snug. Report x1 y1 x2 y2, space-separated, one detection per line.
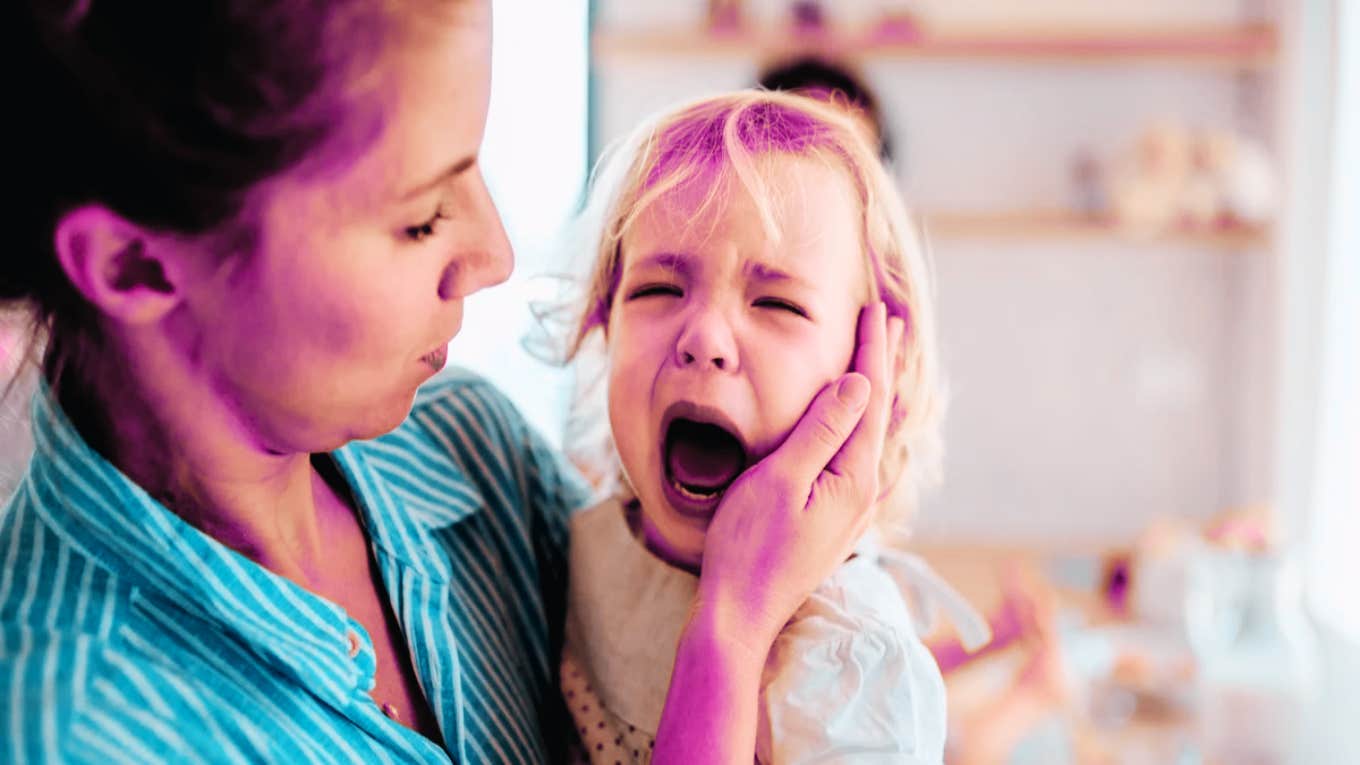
1180 131 1229 228
1109 121 1277 236
943 563 1079 765
1129 516 1198 629
1110 119 1195 237
870 2 924 42
1203 505 1274 552
1217 136 1275 225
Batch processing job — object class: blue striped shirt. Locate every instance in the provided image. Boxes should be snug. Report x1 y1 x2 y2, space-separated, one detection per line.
0 370 592 763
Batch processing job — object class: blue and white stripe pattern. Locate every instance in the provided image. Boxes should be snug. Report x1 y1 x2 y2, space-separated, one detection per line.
0 369 591 763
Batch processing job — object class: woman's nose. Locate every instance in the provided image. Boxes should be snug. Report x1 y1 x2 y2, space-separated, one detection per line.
674 307 738 373
437 173 514 301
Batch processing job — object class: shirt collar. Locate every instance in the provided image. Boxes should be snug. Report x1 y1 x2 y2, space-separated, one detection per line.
330 430 486 582
565 498 697 734
24 384 484 699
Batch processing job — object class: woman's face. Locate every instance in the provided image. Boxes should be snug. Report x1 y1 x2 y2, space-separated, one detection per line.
180 2 510 453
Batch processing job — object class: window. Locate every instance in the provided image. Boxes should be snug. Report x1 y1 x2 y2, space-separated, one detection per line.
1300 1 1360 640
449 0 591 447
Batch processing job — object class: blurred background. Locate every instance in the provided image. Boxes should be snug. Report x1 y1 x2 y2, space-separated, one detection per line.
2 1 1357 763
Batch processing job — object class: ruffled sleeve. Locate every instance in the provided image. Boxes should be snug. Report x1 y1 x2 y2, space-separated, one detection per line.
755 559 949 765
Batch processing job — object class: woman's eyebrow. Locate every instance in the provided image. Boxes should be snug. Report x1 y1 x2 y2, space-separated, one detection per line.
400 154 477 201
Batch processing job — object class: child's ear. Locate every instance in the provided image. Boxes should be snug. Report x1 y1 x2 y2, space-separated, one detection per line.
53 205 188 326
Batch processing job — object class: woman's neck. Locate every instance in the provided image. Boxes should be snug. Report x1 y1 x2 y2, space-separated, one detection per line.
59 341 334 584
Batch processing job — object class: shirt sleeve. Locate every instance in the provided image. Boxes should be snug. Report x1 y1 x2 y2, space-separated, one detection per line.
755 567 949 765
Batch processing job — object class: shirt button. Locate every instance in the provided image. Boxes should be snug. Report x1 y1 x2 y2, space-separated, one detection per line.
381 702 401 722
346 629 361 659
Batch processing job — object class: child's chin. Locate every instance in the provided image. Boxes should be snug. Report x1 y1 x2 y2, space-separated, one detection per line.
638 502 709 572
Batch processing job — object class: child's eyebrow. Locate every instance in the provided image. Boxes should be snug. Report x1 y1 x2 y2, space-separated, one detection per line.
745 260 812 289
630 252 692 276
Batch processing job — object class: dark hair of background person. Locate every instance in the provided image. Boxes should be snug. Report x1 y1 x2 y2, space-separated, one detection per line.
757 55 895 164
4 0 391 438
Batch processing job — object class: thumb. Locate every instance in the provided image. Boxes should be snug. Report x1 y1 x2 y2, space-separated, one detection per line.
765 374 870 492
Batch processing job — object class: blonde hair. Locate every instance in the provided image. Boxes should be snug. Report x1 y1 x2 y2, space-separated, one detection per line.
563 89 945 534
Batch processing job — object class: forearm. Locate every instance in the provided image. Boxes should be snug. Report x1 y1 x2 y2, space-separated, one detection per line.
653 607 769 764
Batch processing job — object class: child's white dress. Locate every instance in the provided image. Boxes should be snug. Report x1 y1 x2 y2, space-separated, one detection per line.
560 498 987 765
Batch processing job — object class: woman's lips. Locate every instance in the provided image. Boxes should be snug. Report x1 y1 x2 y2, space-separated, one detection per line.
420 345 448 372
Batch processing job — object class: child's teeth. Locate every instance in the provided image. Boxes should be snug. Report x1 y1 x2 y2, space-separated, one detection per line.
672 478 719 501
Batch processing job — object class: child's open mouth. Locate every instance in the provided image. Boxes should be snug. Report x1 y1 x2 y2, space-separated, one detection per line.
661 407 748 517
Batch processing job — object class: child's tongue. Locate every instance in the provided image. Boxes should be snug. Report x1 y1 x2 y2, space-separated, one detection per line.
666 430 745 491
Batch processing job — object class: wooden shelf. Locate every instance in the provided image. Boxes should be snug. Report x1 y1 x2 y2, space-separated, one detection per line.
593 23 1277 69
920 211 1271 249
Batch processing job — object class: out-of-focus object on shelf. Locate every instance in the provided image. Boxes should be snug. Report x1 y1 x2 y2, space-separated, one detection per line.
919 210 1270 250
1129 516 1199 633
1108 120 1279 239
593 22 1279 69
1185 507 1321 765
1110 119 1195 236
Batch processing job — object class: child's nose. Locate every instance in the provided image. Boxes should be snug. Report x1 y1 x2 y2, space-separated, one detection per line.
679 350 726 370
674 310 738 372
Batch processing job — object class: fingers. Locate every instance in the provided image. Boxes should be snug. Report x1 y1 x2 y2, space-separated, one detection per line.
886 315 906 435
826 303 893 484
888 315 906 378
764 372 870 498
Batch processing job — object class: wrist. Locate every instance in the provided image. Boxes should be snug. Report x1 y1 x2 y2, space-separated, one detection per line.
654 603 769 764
682 597 775 673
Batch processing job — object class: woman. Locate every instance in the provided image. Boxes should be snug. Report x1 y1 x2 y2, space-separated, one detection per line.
1 1 894 763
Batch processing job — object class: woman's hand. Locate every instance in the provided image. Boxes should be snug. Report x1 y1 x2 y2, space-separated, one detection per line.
654 302 902 764
698 301 901 653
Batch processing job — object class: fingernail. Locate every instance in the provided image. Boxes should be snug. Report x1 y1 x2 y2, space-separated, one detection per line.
837 375 869 407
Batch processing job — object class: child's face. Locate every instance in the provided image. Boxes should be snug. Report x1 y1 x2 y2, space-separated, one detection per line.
607 157 869 569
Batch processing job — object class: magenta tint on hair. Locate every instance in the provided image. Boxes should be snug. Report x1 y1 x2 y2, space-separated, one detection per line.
643 100 834 190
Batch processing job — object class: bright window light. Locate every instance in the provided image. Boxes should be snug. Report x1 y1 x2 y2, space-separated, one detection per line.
450 1 590 447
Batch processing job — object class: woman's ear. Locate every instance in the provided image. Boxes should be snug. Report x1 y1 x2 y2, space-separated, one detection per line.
53 205 187 326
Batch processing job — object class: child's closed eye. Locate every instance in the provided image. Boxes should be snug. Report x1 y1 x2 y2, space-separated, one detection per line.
753 297 809 319
626 283 684 300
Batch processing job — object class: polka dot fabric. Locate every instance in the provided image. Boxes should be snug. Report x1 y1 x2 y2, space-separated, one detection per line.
562 645 656 764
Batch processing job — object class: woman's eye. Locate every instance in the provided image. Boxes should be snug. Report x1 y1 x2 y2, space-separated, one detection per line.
626 284 683 300
404 207 448 242
753 297 809 318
